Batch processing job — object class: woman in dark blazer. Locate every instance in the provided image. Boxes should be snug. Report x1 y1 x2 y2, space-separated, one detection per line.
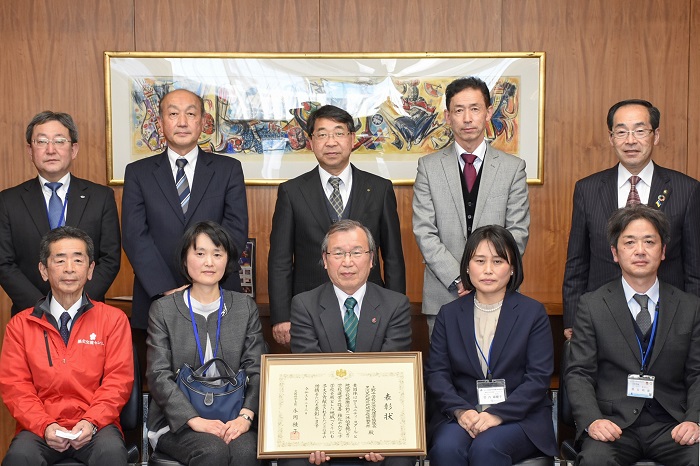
426 225 557 465
146 221 265 466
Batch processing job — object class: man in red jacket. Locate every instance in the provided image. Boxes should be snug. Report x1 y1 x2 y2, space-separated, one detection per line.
0 226 133 466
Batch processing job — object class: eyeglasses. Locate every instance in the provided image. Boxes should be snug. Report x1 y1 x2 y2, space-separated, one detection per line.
32 138 71 148
313 131 350 140
325 250 370 260
609 128 655 140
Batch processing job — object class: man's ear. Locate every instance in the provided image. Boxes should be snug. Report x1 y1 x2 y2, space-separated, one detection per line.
38 262 49 282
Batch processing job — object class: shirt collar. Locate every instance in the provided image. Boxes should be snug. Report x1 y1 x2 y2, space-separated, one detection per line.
621 276 660 307
38 172 71 193
332 282 367 316
454 139 487 161
167 146 199 170
318 163 352 188
617 161 654 189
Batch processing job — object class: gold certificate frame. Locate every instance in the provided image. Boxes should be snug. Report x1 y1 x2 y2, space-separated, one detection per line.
258 352 426 459
104 52 545 185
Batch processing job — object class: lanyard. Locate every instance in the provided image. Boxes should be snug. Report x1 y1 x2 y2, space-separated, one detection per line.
45 185 69 228
187 288 224 368
474 326 494 381
635 301 660 375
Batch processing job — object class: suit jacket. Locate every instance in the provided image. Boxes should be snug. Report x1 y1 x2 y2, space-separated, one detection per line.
122 149 248 329
268 164 405 325
562 162 700 328
566 280 700 440
146 289 265 433
0 176 121 314
290 281 411 353
425 292 558 457
412 142 530 316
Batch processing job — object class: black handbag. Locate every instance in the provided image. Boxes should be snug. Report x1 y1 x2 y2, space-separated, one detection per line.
176 357 247 423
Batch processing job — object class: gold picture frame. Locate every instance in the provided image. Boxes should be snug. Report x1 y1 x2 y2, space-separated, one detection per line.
257 352 426 459
105 52 545 185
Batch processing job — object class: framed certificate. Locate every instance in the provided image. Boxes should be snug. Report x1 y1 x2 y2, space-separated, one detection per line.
258 352 426 459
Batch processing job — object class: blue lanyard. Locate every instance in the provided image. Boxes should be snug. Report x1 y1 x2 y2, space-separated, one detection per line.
474 327 494 381
187 288 224 370
635 301 659 375
46 185 69 228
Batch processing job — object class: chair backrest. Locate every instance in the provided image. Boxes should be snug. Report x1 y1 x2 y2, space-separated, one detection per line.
558 339 575 427
120 341 142 431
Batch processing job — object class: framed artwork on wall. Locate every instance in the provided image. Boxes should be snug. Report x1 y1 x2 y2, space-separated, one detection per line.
105 52 545 185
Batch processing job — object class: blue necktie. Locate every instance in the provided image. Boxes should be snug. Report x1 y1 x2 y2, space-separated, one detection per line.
59 312 71 346
343 297 358 352
45 182 64 229
175 158 190 215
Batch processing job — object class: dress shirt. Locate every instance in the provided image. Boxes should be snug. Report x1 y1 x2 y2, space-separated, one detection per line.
332 283 367 321
621 276 660 325
167 147 198 190
48 294 82 331
319 164 352 210
617 161 654 207
455 139 487 174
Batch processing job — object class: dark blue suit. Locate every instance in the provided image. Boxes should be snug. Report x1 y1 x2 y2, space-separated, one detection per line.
426 292 557 464
122 149 248 329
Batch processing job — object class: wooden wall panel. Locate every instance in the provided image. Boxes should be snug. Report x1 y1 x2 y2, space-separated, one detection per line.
1 0 699 457
501 0 691 303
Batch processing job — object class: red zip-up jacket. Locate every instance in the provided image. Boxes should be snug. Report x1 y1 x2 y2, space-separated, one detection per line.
0 294 133 437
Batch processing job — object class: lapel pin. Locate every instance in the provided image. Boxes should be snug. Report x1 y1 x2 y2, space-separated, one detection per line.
80 195 86 199
655 189 668 209
371 317 377 324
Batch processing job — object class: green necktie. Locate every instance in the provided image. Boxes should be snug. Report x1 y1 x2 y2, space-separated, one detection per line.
343 297 358 352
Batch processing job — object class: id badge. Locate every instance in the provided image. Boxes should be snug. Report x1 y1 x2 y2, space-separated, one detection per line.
476 379 507 406
627 374 654 399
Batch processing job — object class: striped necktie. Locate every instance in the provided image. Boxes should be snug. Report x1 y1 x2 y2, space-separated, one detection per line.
343 297 358 352
175 158 191 215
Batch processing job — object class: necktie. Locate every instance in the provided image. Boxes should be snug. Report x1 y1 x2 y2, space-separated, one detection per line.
59 312 71 346
626 175 641 206
461 153 477 192
175 158 191 215
329 177 343 218
343 297 358 352
633 293 651 334
45 182 64 229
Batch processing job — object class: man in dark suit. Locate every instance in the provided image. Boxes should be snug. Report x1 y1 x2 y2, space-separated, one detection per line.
279 219 412 466
563 99 700 339
122 89 247 338
268 105 405 347
0 111 120 315
566 205 700 465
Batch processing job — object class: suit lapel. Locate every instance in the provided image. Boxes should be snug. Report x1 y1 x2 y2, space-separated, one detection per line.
152 152 186 224
355 284 381 352
603 281 642 366
438 145 467 237
347 165 368 220
21 178 51 234
457 296 485 377
318 284 348 352
599 166 618 215
65 176 88 227
647 282 678 370
648 163 671 210
488 294 519 375
299 169 333 233
473 145 500 228
186 149 214 224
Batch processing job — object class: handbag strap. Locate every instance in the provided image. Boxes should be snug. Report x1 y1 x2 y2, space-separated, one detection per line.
190 357 243 385
187 288 224 370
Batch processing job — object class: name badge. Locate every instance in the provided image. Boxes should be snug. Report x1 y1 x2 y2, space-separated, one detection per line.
476 379 507 410
627 374 654 399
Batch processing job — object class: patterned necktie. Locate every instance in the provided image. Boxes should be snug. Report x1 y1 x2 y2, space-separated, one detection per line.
633 293 651 334
175 158 191 215
626 175 641 206
59 312 71 346
329 177 343 218
461 153 477 192
343 297 358 352
45 182 64 229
